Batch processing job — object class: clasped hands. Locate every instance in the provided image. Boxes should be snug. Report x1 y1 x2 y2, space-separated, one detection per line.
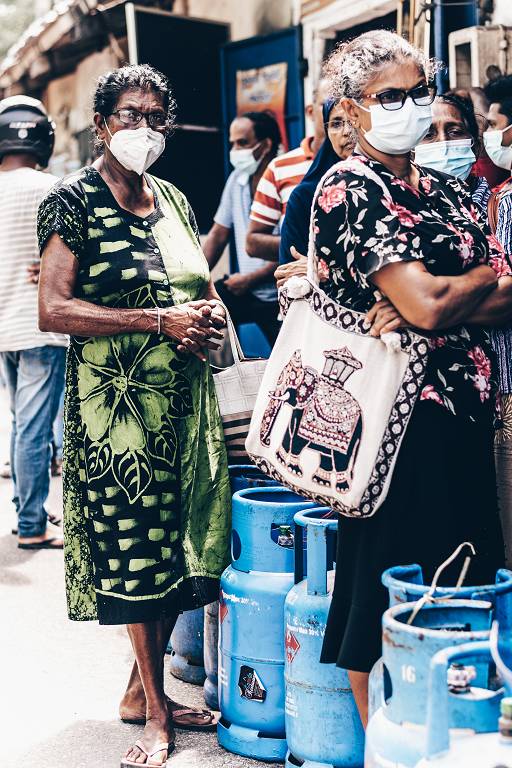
161 300 226 361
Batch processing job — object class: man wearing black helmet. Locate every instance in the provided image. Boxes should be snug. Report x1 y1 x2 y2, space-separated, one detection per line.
0 96 66 550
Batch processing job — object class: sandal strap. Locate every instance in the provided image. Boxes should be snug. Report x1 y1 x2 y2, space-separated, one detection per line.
133 740 170 759
172 708 211 719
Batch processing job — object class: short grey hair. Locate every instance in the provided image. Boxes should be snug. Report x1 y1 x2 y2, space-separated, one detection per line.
323 30 441 102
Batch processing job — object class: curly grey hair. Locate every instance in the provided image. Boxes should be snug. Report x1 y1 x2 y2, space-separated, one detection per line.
323 30 441 102
94 63 177 131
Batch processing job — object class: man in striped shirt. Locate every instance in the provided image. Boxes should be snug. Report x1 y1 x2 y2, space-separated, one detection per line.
246 80 330 262
0 96 66 550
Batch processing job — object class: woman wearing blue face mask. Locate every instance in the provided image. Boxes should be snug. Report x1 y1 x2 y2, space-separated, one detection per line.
414 93 491 210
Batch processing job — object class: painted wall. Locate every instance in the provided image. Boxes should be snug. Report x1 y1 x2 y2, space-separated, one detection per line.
45 46 120 176
493 0 512 27
173 0 293 40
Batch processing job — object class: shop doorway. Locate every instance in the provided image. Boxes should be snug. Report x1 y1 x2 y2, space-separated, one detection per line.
125 5 229 232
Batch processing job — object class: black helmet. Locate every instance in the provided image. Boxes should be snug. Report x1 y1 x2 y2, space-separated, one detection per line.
0 96 55 167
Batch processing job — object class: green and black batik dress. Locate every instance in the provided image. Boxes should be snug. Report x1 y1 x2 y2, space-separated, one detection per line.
37 166 231 625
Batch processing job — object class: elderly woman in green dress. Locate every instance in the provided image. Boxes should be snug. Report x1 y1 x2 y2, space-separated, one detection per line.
37 64 231 767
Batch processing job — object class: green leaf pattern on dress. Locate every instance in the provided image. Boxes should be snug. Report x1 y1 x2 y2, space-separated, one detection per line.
37 168 231 623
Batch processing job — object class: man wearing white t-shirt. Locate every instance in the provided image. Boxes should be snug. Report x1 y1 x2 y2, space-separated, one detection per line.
203 111 281 345
0 96 67 549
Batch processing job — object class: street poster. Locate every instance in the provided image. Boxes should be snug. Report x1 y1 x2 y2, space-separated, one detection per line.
236 62 288 151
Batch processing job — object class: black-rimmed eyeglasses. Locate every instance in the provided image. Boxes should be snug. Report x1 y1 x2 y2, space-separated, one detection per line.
110 108 168 129
360 84 437 112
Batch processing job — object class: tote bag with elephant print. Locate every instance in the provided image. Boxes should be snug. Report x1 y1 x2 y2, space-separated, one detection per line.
245 160 430 518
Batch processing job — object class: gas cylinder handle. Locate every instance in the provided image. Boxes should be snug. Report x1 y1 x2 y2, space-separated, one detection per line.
407 542 476 626
293 509 338 532
424 641 501 759
490 620 512 688
293 509 337 593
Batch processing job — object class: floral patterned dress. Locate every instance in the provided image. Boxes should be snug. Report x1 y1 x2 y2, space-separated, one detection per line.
37 167 231 624
315 155 507 672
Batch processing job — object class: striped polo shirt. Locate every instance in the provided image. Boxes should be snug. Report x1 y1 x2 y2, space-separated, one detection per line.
0 167 67 352
249 137 315 228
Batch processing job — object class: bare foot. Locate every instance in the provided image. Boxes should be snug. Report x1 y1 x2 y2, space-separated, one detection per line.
124 715 173 766
120 694 215 728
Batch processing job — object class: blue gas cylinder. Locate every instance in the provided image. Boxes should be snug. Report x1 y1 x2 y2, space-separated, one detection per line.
202 469 282 710
218 488 316 761
231 487 315 574
203 600 219 709
169 607 206 685
285 508 364 768
229 464 281 495
368 566 512 718
365 599 495 768
413 639 506 768
382 564 512 608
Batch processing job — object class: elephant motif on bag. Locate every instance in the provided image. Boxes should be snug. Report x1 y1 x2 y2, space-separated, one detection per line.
260 347 363 494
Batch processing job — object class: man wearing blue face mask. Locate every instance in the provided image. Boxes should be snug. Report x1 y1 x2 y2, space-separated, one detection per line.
203 111 281 345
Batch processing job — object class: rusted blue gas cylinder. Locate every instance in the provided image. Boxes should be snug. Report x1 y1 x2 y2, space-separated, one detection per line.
382 564 512 608
413 638 506 768
368 565 512 718
285 508 364 768
218 487 315 761
365 599 495 768
169 607 206 685
412 615 512 768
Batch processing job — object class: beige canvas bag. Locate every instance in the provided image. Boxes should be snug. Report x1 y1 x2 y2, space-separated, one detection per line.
245 157 429 517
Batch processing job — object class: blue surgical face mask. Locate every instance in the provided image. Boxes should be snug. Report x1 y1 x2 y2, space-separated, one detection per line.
414 138 476 180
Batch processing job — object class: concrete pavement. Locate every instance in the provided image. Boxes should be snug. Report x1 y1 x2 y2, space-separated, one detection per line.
0 386 280 768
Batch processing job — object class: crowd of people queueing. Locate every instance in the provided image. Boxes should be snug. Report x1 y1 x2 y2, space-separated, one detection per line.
2 27 512 766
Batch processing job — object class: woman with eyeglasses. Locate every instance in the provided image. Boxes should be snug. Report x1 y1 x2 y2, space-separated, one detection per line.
36 65 230 766
310 30 507 727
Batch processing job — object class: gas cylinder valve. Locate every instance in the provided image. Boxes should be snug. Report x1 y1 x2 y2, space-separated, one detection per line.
447 662 477 693
499 697 512 742
277 525 294 548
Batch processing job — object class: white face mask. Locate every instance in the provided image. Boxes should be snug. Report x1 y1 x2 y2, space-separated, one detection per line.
230 144 262 184
483 125 512 171
414 139 476 180
106 124 165 175
357 97 433 155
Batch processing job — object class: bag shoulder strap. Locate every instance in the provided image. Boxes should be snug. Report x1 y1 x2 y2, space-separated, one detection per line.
306 156 393 284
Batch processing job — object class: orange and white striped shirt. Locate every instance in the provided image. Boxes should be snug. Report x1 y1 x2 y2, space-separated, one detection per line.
249 137 315 228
